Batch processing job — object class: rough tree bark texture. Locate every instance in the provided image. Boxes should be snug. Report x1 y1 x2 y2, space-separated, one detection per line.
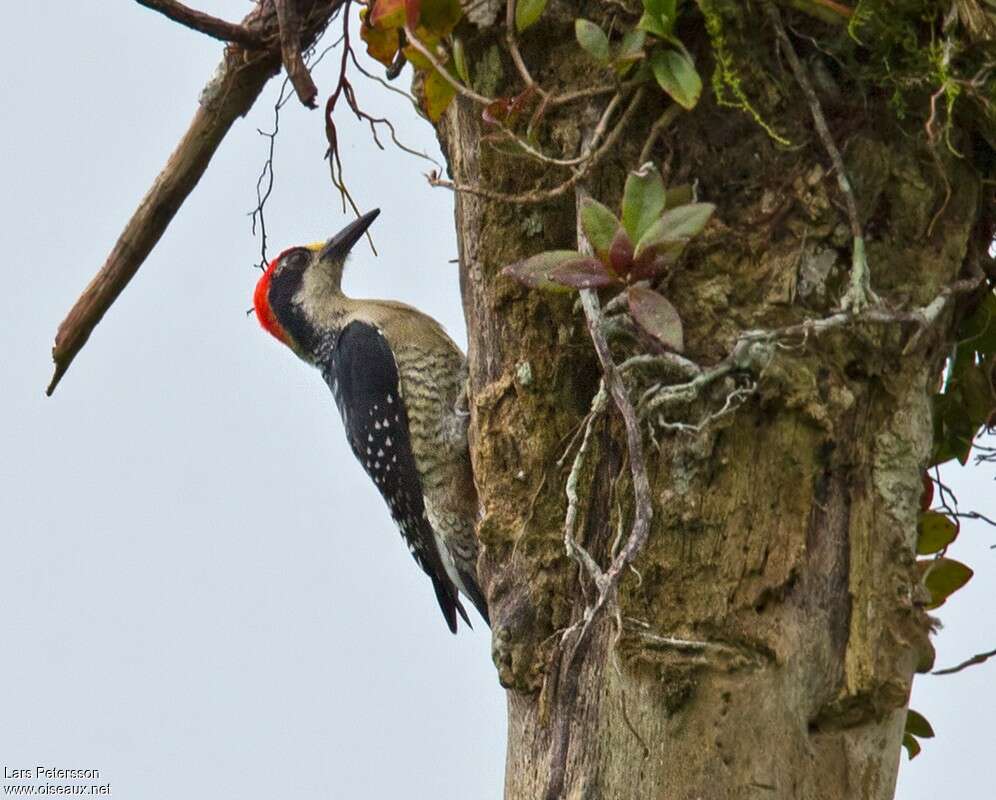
437 3 988 798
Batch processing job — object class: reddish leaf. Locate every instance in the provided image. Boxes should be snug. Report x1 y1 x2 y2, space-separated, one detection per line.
916 511 959 555
920 472 933 511
405 0 421 29
549 258 616 289
608 228 635 277
630 237 686 281
628 286 684 352
482 98 512 125
920 557 974 609
509 86 537 118
370 0 406 28
502 250 586 291
482 89 536 127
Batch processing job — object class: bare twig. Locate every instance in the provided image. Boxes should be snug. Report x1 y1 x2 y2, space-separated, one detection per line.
251 39 339 269
765 2 875 312
275 0 319 107
406 23 615 170
505 0 541 92
133 0 266 48
403 25 492 104
429 88 645 205
932 646 996 675
48 1 344 395
638 105 682 165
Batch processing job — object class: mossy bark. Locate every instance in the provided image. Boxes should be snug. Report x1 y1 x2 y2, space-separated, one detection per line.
436 3 989 797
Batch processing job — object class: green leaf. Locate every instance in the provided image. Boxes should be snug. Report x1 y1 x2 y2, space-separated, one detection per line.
637 12 668 38
633 202 715 262
930 392 980 466
956 362 995 427
502 250 586 291
916 511 958 555
575 19 610 65
664 183 694 208
580 198 621 267
904 709 935 739
419 0 463 36
613 29 646 75
921 557 974 609
452 36 470 84
405 0 421 29
628 286 684 351
421 67 457 122
516 0 547 31
549 258 616 289
622 166 668 243
651 49 702 110
360 8 401 66
637 0 676 38
957 291 996 357
902 733 922 760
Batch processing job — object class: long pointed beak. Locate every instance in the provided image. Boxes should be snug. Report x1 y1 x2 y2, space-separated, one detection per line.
319 209 380 262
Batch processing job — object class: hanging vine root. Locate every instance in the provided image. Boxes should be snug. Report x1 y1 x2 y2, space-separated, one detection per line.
765 1 876 312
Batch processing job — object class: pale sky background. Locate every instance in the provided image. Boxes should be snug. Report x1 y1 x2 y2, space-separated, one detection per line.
0 2 992 798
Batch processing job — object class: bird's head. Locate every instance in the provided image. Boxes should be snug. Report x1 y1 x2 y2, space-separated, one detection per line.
254 209 380 355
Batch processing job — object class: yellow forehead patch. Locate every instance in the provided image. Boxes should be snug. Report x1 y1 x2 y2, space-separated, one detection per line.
305 241 324 252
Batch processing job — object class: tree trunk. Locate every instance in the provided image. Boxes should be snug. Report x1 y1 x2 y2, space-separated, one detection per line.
437 3 987 797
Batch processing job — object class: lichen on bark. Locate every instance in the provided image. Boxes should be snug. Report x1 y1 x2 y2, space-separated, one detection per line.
434 0 993 796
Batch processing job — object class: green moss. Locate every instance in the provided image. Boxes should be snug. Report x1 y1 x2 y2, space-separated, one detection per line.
472 44 504 98
697 0 790 146
844 0 992 153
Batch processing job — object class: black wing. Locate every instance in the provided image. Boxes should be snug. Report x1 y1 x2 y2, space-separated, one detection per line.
323 320 470 633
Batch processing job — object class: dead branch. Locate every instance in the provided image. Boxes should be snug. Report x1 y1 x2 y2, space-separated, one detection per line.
505 0 541 92
932 646 996 675
48 1 343 395
133 0 267 47
276 0 319 107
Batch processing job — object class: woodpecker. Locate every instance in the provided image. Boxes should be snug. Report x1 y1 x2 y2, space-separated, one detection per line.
253 209 488 633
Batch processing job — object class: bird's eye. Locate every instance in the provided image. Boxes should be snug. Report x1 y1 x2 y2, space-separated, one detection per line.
285 249 311 269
